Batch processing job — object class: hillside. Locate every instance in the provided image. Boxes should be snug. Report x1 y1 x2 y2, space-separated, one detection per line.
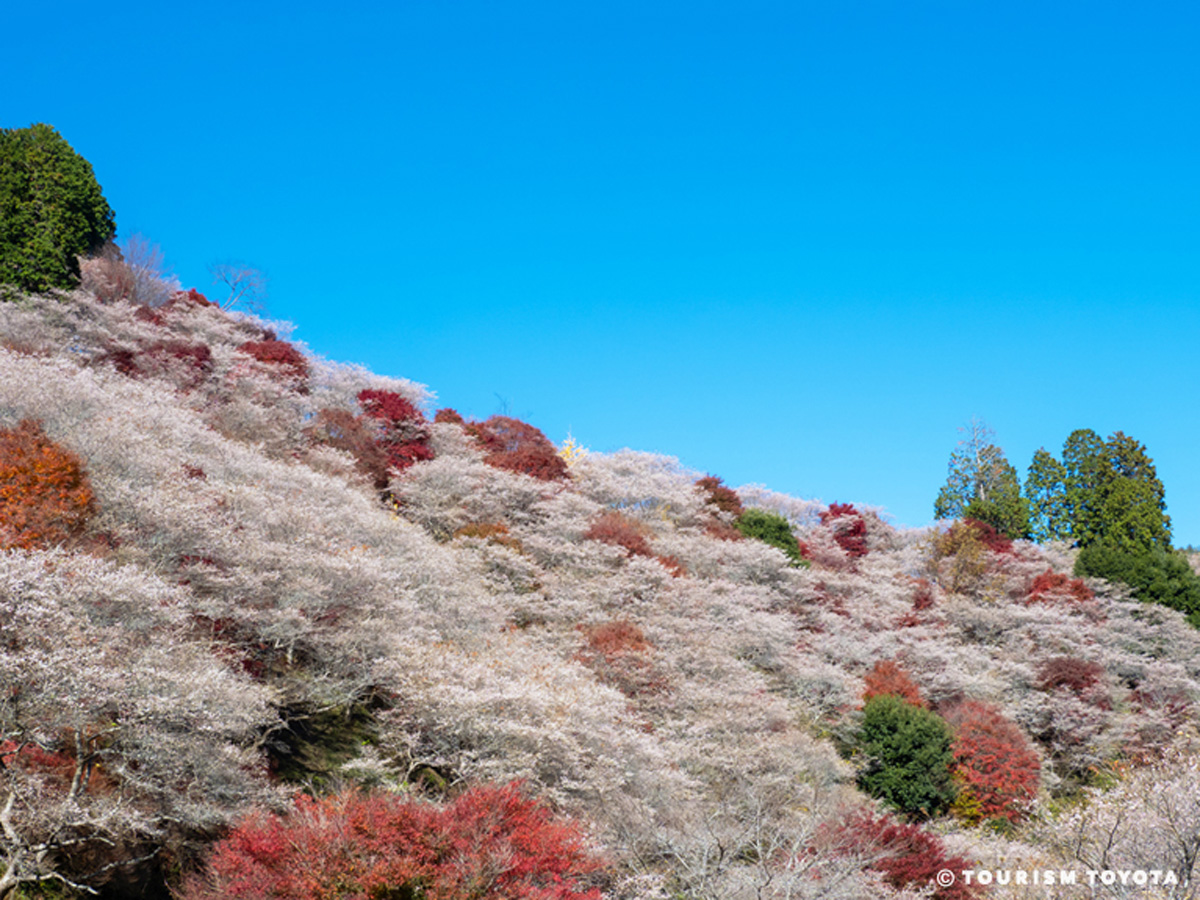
2 288 1199 900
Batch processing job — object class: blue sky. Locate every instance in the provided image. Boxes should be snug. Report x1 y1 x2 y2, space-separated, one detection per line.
6 1 1199 542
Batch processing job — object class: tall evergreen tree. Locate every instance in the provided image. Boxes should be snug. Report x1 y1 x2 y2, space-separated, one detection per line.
1024 448 1071 542
0 124 115 293
1026 430 1171 551
933 419 1030 539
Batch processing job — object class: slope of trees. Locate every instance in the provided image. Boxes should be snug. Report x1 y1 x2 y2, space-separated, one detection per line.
1 255 1200 898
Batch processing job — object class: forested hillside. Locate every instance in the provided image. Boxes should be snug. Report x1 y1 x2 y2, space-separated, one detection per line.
3 125 1200 900
2 285 1199 900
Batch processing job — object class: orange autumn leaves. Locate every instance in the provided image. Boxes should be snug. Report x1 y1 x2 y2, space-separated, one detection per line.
0 420 95 550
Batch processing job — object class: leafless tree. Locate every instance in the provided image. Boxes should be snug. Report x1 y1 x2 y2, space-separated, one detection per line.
208 261 267 312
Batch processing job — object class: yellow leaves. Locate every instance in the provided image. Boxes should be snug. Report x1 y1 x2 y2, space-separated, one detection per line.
558 432 589 467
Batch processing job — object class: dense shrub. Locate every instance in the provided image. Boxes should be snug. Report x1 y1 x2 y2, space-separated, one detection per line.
102 339 213 389
305 408 392 488
575 620 668 698
734 508 809 567
821 502 869 558
1076 542 1200 625
179 783 604 900
468 415 568 482
927 519 1010 594
911 577 935 611
358 389 435 474
1036 657 1104 695
862 659 924 708
237 339 309 383
585 511 653 558
169 287 213 307
857 694 956 818
1027 569 1094 605
942 700 1040 824
434 407 465 424
823 811 980 900
453 521 523 552
695 475 744 517
0 419 95 550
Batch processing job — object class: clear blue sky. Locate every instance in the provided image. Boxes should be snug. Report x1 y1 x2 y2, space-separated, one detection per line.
6 1 1199 542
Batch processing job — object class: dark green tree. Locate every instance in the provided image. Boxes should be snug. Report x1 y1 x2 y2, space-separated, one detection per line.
933 419 1030 539
734 508 809 567
1076 543 1200 626
856 694 957 818
1062 429 1110 547
1025 448 1071 542
0 123 116 293
1028 430 1171 552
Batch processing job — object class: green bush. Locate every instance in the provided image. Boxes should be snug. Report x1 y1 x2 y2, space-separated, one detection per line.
1075 542 1200 626
0 123 115 293
857 694 957 818
735 508 809 567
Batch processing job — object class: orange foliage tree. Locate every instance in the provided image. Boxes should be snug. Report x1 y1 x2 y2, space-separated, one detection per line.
0 420 95 550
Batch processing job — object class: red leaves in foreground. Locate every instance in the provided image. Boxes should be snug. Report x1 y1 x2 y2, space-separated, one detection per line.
942 700 1040 824
0 419 96 550
822 811 980 900
180 783 604 900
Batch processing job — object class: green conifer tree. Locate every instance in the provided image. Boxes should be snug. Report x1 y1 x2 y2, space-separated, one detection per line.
0 123 116 293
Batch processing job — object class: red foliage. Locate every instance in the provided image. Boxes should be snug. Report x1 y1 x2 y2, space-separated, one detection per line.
169 287 212 307
357 390 435 475
1027 570 1094 605
862 659 925 708
656 554 687 577
468 415 568 482
961 518 1014 555
820 502 869 558
912 578 935 611
180 783 604 900
942 700 1040 823
105 340 214 388
821 811 979 900
306 408 393 488
703 519 743 542
695 476 744 517
585 512 653 558
0 420 96 550
237 339 309 384
820 502 858 523
576 621 669 698
133 305 165 325
1036 657 1103 695
434 407 465 424
582 620 652 655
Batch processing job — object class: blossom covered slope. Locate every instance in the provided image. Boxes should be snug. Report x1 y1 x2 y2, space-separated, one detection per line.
1 289 1198 900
